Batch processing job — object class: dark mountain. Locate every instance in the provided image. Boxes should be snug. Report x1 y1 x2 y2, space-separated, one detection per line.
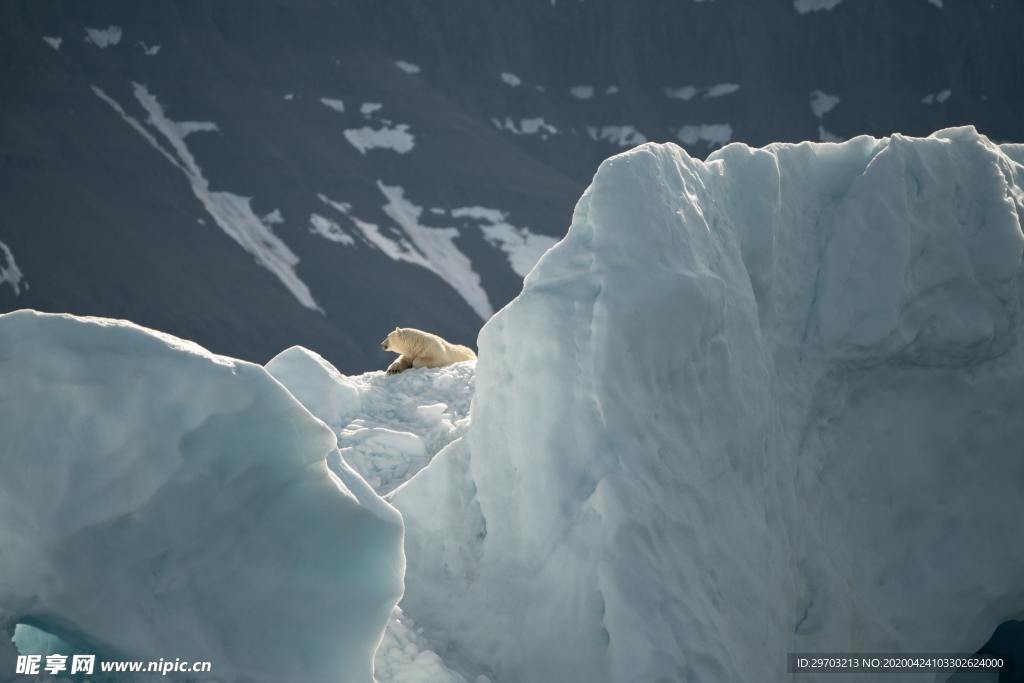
1 0 1020 372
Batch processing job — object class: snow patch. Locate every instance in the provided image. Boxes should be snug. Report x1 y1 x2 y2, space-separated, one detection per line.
0 240 26 296
378 183 492 319
138 41 161 56
492 117 558 139
809 90 842 141
451 207 558 278
809 89 840 117
84 26 121 48
586 125 647 148
664 85 698 101
317 188 492 319
395 60 421 74
42 36 62 50
361 102 383 116
797 0 941 11
310 213 355 245
794 0 843 12
93 83 321 312
705 82 740 98
676 123 733 148
320 97 346 113
500 72 522 87
570 85 594 100
667 84 740 100
922 89 952 105
344 124 415 154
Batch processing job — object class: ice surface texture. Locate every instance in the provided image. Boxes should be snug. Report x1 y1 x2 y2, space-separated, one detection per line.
392 127 1024 682
0 311 403 683
266 347 474 681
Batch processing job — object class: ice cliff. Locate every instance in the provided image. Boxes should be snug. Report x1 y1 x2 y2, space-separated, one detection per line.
387 127 1024 682
0 311 403 683
3 126 1022 683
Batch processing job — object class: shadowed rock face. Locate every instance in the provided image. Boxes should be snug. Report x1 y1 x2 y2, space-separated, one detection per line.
1 0 1020 372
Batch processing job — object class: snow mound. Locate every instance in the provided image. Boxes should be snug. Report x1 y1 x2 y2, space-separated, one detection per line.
267 346 474 494
392 127 1024 682
0 311 403 683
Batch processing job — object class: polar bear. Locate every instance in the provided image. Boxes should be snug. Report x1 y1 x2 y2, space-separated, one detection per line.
380 327 476 375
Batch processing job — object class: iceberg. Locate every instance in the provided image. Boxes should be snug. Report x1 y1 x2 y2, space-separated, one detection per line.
265 347 476 681
266 345 474 496
0 311 403 683
392 127 1024 682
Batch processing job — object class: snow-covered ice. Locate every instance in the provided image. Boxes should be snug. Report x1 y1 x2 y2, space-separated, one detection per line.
586 125 647 148
362 102 384 116
395 60 421 75
42 36 62 50
265 347 474 680
392 127 1024 682
267 345 473 495
93 83 321 312
138 42 161 56
0 311 403 683
375 609 468 683
0 240 26 296
345 124 415 154
499 72 521 87
85 26 121 48
676 123 733 148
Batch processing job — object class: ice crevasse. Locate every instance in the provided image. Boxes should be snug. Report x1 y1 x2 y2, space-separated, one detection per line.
391 127 1024 682
0 311 404 683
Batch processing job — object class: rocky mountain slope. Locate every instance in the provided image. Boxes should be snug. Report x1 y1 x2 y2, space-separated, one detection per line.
1 0 1020 371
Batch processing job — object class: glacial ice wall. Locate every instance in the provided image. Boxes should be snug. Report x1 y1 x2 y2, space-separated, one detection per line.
392 127 1024 682
0 311 404 683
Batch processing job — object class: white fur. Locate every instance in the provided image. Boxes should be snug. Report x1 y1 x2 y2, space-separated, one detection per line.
382 327 475 375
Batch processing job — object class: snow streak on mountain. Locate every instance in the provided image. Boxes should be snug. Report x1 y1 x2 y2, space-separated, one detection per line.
2 1 1021 370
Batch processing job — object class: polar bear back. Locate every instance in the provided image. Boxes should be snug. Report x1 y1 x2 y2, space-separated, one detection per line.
390 327 476 368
